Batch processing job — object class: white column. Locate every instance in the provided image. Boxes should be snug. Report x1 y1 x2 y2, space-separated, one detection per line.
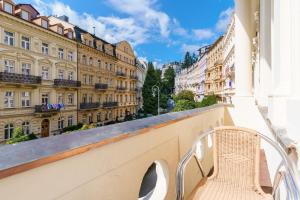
268 0 292 128
256 0 272 107
234 0 253 99
286 0 300 168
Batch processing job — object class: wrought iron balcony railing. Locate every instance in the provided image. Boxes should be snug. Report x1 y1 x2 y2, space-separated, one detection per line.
116 72 127 78
116 86 127 91
0 72 41 85
80 102 100 110
130 75 138 80
35 105 60 113
95 83 108 90
54 79 81 88
103 102 118 108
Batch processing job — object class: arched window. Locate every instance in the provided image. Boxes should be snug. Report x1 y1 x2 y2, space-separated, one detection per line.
58 117 64 130
89 57 93 66
4 124 14 140
22 121 30 135
82 55 87 65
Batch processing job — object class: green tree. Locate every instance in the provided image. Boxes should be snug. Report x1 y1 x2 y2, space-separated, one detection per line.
173 90 195 102
173 100 196 112
182 52 193 69
192 53 198 65
142 62 160 115
162 67 176 95
196 95 217 108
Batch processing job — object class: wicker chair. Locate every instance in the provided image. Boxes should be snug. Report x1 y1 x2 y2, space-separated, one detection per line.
191 127 273 200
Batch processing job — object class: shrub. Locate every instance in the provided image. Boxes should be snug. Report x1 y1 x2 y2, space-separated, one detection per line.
197 95 217 108
63 123 83 132
173 99 196 112
6 127 37 144
173 90 195 102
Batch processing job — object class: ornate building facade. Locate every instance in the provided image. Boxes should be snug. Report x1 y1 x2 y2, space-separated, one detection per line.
0 0 138 142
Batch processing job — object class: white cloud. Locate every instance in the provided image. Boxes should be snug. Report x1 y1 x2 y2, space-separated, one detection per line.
106 0 170 37
181 44 200 54
192 29 215 40
216 7 234 32
172 18 188 37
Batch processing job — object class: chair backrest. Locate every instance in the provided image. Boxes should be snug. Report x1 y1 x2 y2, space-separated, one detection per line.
213 127 261 190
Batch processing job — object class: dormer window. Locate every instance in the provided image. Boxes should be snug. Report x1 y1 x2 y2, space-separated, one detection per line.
57 26 63 35
41 19 48 29
4 2 13 14
21 10 29 20
89 40 93 47
67 31 73 39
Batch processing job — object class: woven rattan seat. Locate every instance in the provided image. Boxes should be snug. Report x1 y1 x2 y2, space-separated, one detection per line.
192 127 273 200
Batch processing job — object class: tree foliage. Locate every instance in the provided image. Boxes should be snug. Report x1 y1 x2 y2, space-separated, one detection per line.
173 90 195 102
173 100 196 112
162 67 175 95
142 62 161 115
196 95 217 108
182 52 193 69
6 127 37 144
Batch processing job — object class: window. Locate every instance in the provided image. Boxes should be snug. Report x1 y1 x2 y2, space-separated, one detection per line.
68 71 73 80
83 74 87 84
21 92 31 107
89 75 93 85
68 116 73 127
89 57 93 66
58 70 64 79
82 94 87 103
41 19 48 29
88 95 93 103
97 113 101 122
4 60 15 73
89 40 92 47
22 63 31 75
4 91 14 108
88 114 93 124
57 26 63 35
22 122 30 135
41 67 49 80
67 94 74 105
21 10 29 20
67 31 73 39
98 60 101 68
58 48 64 59
4 124 14 140
82 55 87 64
4 31 14 46
4 2 13 14
41 94 49 105
42 43 49 55
21 36 30 50
58 117 64 130
57 93 64 104
68 51 73 61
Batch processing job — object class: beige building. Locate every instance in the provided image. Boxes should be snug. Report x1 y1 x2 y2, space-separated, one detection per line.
205 36 224 99
0 1 79 141
223 15 235 103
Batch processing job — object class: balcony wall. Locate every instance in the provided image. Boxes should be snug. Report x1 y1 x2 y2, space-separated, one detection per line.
0 104 231 200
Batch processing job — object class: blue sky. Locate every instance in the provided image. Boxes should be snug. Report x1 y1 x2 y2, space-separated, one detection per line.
17 0 234 67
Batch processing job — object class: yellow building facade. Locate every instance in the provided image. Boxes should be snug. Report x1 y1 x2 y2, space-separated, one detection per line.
205 36 224 99
0 2 79 141
0 0 138 142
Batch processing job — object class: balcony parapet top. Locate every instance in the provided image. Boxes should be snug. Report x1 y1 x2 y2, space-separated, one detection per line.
0 104 229 179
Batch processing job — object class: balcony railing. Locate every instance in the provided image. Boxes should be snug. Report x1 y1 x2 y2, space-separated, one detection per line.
80 102 100 110
35 105 60 113
0 72 41 85
54 79 81 88
116 86 127 91
95 83 108 90
130 75 138 80
103 102 118 108
116 72 127 78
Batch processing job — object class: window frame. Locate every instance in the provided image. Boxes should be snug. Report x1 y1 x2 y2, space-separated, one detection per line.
4 31 14 46
21 91 31 107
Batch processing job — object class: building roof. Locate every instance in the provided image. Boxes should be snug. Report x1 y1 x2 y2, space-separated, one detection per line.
16 4 40 15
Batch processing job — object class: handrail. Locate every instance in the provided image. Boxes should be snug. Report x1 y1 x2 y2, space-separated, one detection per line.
176 129 300 200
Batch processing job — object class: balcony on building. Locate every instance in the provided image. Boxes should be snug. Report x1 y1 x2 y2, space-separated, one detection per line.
53 79 81 88
103 101 118 108
95 83 108 90
34 104 60 117
116 71 127 78
116 86 126 91
79 102 100 110
0 72 41 86
0 104 298 200
129 75 138 80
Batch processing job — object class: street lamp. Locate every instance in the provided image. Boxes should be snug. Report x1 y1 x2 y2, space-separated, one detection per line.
152 85 160 115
